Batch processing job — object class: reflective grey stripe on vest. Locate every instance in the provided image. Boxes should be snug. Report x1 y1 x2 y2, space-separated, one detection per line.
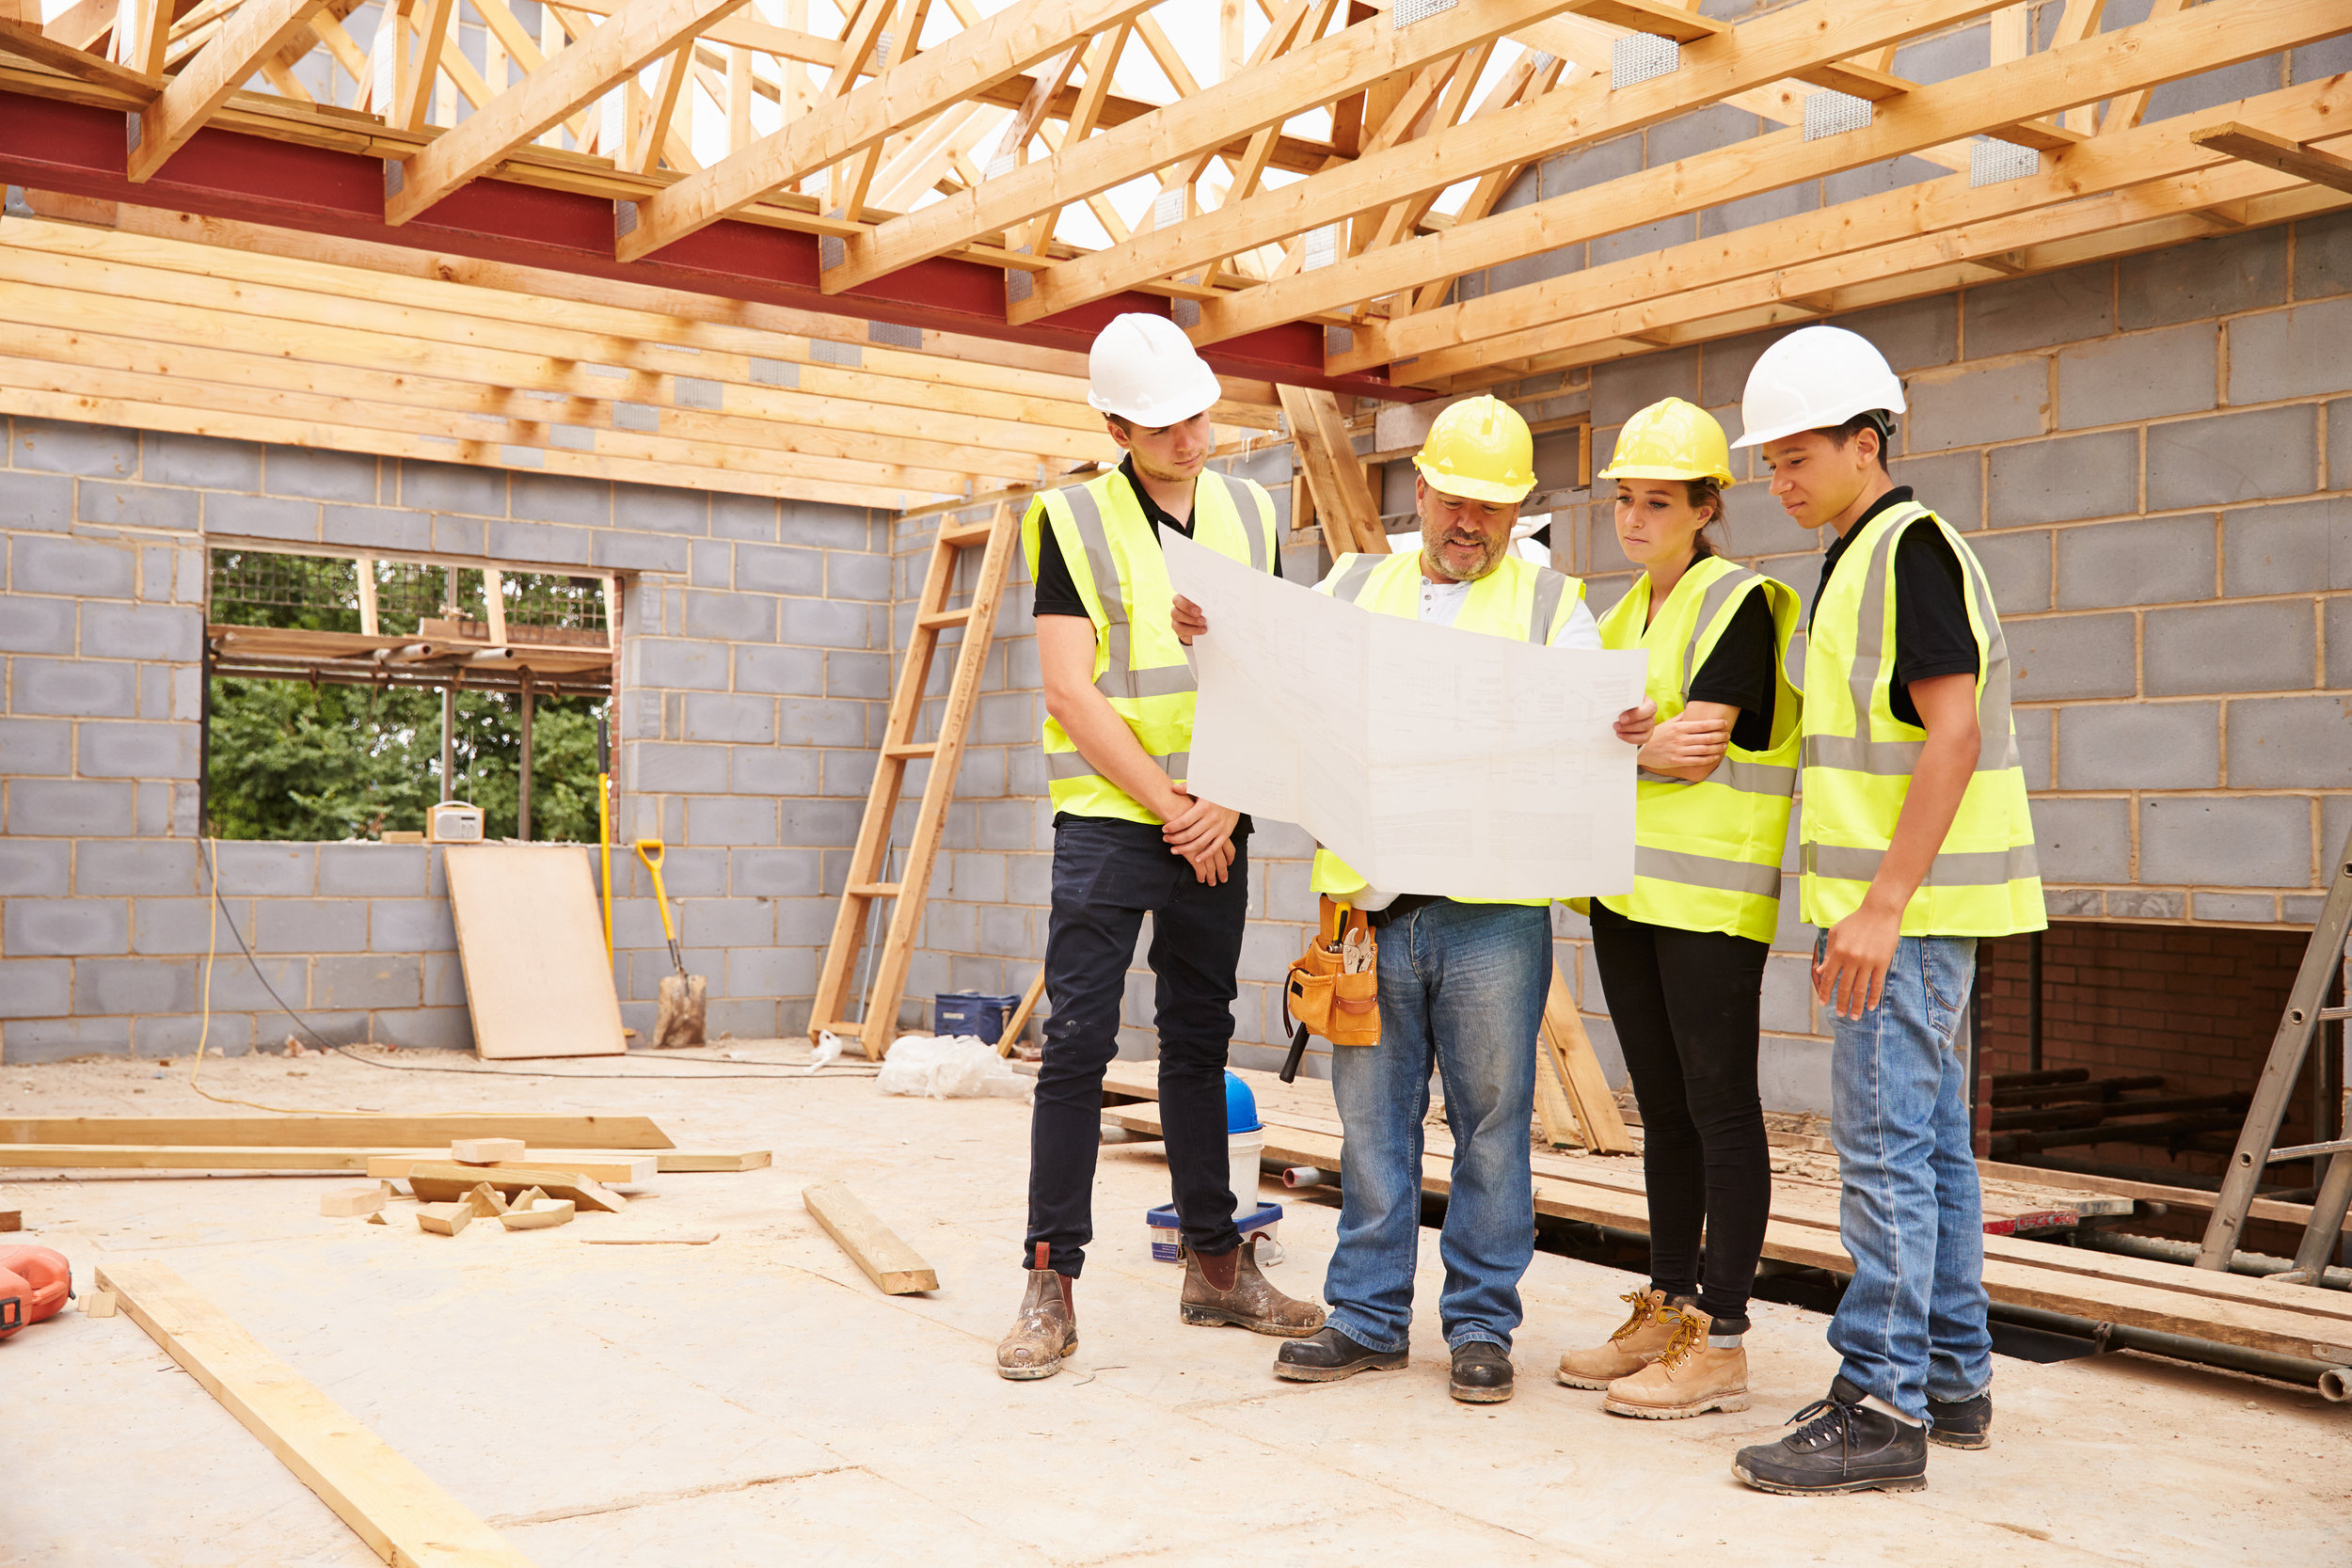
1046 747 1190 781
1678 563 1759 703
1640 758 1797 794
1803 841 2041 887
1195 471 1269 574
1636 846 1785 899
1331 553 1382 602
1058 483 1198 702
1529 567 1568 643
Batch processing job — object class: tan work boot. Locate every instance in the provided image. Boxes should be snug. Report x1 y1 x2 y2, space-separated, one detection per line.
1557 1288 1680 1389
996 1243 1077 1381
1179 1238 1326 1337
1602 1305 1749 1418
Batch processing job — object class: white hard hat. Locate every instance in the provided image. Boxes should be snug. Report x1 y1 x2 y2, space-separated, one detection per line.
1086 312 1224 427
1729 325 1906 450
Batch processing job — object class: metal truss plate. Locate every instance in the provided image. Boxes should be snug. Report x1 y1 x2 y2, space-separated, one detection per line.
1970 135 2042 187
1393 0 1456 26
1152 185 1186 231
1302 225 1338 272
1171 297 1200 329
867 320 922 350
809 339 863 368
1804 89 1873 141
1610 34 1678 92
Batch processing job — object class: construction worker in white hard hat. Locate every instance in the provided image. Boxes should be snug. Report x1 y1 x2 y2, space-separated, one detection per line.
1554 397 1802 1422
1182 393 1608 1404
1721 325 2044 1496
997 312 1323 1382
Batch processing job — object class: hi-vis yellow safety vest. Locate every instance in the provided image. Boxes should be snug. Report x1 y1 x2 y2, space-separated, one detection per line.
1592 554 1803 944
1020 467 1279 824
1309 550 1588 908
1802 499 2046 937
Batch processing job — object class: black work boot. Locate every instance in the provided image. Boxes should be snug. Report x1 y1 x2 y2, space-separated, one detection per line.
1926 1390 1993 1449
1450 1340 1515 1403
1732 1376 1929 1495
1274 1325 1408 1383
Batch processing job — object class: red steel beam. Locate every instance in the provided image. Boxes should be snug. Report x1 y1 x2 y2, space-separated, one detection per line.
0 88 1408 401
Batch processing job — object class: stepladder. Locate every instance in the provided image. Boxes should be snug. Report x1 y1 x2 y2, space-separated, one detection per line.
809 500 1018 1060
2198 820 2352 1280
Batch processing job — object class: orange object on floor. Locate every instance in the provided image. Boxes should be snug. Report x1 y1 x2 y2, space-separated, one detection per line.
0 1244 72 1339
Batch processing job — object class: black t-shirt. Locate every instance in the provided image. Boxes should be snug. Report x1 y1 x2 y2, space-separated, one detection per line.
1813 486 1979 729
1030 456 1280 619
1685 587 1777 753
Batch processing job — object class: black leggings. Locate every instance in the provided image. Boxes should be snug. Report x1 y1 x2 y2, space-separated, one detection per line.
1589 901 1772 1333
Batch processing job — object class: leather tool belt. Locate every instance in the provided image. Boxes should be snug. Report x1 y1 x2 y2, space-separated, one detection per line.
1283 895 1380 1047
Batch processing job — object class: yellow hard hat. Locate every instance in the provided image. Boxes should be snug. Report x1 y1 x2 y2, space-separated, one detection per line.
1412 395 1535 503
1599 397 1735 484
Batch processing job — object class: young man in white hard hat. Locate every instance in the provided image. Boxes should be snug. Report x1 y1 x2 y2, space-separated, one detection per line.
997 312 1325 1381
1722 325 2044 1494
1183 395 1602 1403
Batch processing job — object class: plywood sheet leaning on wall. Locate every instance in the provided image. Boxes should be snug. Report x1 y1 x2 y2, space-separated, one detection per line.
443 845 627 1059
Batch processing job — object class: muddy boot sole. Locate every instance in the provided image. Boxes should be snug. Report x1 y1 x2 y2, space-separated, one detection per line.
1731 1462 1928 1496
1273 1349 1409 1383
1555 1366 1630 1391
996 1358 1064 1382
1603 1389 1749 1419
1449 1379 1515 1404
1180 1303 1324 1337
1928 1427 1991 1450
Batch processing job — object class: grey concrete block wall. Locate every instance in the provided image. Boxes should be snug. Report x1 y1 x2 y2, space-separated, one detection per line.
1 417 893 1061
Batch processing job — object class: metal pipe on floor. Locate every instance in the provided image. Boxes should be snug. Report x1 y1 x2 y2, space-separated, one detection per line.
2072 1227 2352 1291
1989 1300 2351 1402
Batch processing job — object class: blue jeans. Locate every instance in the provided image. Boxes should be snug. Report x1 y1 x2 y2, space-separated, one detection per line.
1823 931 1993 1421
1325 901 1550 1353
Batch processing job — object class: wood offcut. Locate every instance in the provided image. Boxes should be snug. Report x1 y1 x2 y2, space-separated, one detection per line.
802 1180 937 1294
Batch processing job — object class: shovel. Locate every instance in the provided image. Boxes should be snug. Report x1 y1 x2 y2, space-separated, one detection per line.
633 838 707 1048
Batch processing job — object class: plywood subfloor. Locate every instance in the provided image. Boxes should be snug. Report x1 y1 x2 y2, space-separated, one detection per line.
4 1044 2347 1567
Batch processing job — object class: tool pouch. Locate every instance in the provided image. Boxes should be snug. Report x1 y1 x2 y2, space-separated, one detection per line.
1284 896 1381 1047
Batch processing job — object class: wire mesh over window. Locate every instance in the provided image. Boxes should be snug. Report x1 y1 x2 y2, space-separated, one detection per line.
209 550 363 632
498 572 610 647
210 550 609 644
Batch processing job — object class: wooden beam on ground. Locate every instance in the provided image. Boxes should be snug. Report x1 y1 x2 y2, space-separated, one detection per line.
388 0 748 223
92 1260 537 1568
823 0 1583 293
1542 966 1635 1155
1278 385 1385 555
0 1114 674 1148
617 0 1154 262
1199 0 2337 348
2193 119 2352 197
367 1152 659 1183
802 1180 938 1293
403 1161 628 1212
128 0 333 182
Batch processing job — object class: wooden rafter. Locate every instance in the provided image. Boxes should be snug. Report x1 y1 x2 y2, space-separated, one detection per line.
128 0 333 181
2193 120 2352 197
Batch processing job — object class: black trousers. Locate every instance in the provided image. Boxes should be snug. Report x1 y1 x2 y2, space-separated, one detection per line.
1025 815 1249 1276
1589 900 1772 1333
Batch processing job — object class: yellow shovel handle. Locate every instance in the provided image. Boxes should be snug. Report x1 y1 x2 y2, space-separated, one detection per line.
632 839 678 944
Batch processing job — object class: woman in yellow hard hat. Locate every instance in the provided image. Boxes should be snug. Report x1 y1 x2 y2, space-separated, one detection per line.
1555 396 1804 1420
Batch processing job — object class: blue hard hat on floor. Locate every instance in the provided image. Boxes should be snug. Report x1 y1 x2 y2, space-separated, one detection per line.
1225 1070 1261 1134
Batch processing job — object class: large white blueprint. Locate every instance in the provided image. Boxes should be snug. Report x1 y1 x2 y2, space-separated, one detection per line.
1162 531 1648 902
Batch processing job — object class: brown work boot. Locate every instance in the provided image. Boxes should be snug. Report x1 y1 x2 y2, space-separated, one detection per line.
1602 1306 1749 1418
1557 1288 1681 1389
996 1243 1077 1381
1179 1238 1326 1337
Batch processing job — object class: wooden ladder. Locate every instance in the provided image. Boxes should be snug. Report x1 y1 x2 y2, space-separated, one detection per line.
809 500 1018 1060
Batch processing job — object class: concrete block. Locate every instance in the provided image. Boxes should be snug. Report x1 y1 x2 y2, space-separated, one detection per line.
628 741 726 795
1964 266 2114 358
421 952 468 1006
399 460 506 515
203 953 307 1013
1700 182 1816 241
1834 295 1960 374
827 551 891 603
2056 325 2218 431
732 746 818 796
80 601 200 661
1593 216 1695 269
1968 529 2051 613
779 500 876 551
2011 705 2052 791
2331 598 2352 691
709 493 780 542
1715 476 1815 560
265 445 378 502
146 432 260 489
2120 225 2287 331
2140 796 2312 888
690 540 731 588
0 467 72 531
321 503 429 554
633 638 730 692
77 721 199 780
2144 601 2315 696
596 530 688 574
782 799 863 849
2030 796 2131 883
255 898 368 953
133 896 229 955
2 1016 132 1063
7 778 134 836
2192 891 2277 924
0 837 70 898
0 719 71 776
2044 887 2103 918
2296 208 2352 300
613 481 707 535
370 1006 472 1053
726 947 811 999
1906 359 2048 453
368 895 459 952
2231 298 2352 407
2008 612 2137 700
778 698 862 747
681 693 775 744
973 800 1032 851
683 589 777 643
213 840 316 895
731 848 822 897
313 843 426 897
0 958 70 1016
2224 496 2352 596
826 650 892 702
736 544 824 595
779 595 875 651
2055 513 2213 610
687 796 780 846
1897 449 1984 531
80 481 201 532
75 839 200 896
486 519 594 567
204 491 318 542
2106 889 2185 920
2226 694 2352 789
2056 700 2218 790
1591 347 1701 430
1988 430 2138 528
734 644 824 695
0 595 75 655
14 534 135 599
432 515 487 557
510 472 612 528
4 897 129 956
13 418 136 477
72 956 198 1016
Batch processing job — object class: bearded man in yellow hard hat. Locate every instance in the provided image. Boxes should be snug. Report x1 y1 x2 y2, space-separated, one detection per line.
1181 393 1605 1403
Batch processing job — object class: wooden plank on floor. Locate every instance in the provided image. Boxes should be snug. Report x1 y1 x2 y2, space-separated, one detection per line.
0 1115 675 1148
442 844 627 1060
402 1163 628 1213
365 1152 659 1184
1976 1157 2316 1228
802 1180 937 1294
92 1259 536 1568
